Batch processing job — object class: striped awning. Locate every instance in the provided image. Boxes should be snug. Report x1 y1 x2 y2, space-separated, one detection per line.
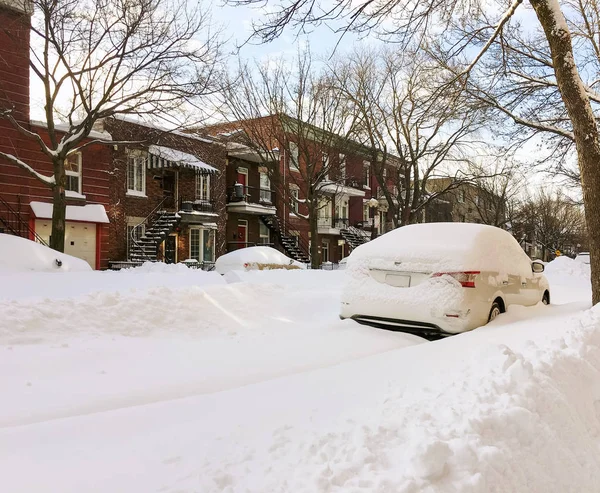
148 145 218 174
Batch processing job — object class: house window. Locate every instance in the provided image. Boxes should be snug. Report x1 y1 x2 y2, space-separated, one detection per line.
290 187 299 213
289 142 299 171
260 172 272 202
127 223 145 260
322 152 329 180
195 173 210 201
259 221 270 244
363 161 370 189
127 154 146 196
383 167 387 179
339 153 346 179
65 152 82 194
322 239 330 263
363 202 370 222
190 228 215 262
457 189 465 203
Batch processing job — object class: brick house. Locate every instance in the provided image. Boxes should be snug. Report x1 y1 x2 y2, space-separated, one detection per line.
200 116 399 265
101 117 227 268
0 1 112 269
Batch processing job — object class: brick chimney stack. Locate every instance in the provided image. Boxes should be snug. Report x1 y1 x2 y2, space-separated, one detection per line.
0 1 32 124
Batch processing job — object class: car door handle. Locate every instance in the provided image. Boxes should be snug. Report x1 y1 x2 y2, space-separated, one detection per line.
502 281 509 285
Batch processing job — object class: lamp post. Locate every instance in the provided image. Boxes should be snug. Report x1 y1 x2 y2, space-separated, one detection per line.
368 197 379 240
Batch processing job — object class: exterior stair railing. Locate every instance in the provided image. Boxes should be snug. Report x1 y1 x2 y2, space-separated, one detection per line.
0 195 49 246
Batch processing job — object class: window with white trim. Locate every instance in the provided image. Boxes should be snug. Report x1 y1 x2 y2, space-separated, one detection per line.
321 239 330 263
322 152 329 180
290 187 299 213
65 152 82 194
363 161 370 188
363 202 370 222
457 189 465 203
289 142 299 171
259 172 272 202
127 153 146 195
259 221 270 244
195 173 210 201
339 153 346 179
190 228 215 262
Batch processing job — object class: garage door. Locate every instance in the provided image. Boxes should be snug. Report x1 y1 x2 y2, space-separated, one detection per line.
35 220 97 269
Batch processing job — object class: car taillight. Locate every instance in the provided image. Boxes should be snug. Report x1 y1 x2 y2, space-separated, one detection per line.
432 271 480 288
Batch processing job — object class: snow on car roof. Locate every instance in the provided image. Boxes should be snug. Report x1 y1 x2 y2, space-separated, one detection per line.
349 223 532 276
215 246 305 274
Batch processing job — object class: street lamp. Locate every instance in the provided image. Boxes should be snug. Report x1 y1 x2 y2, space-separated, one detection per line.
368 197 379 240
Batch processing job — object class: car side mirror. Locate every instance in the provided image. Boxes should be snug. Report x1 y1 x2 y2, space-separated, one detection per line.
532 261 545 274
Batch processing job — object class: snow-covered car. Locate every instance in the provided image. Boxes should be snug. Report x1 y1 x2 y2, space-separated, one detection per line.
215 246 306 275
340 223 550 336
575 252 590 264
338 257 348 270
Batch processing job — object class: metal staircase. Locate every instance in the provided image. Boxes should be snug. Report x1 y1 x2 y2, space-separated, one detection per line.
0 195 48 246
260 214 310 264
340 226 371 251
129 200 180 262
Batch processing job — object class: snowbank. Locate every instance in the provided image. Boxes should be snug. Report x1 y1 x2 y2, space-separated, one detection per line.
545 256 591 304
0 233 91 273
545 254 591 278
349 223 533 278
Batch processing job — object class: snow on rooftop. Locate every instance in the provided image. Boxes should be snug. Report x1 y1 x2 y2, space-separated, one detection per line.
113 115 219 145
30 201 109 224
350 222 533 277
30 120 112 141
148 145 218 173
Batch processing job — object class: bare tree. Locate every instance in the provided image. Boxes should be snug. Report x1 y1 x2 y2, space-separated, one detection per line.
217 50 360 267
328 47 486 226
225 0 600 303
0 0 223 252
513 189 587 260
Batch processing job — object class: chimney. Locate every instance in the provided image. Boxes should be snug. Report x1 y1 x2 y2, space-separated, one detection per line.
0 0 32 124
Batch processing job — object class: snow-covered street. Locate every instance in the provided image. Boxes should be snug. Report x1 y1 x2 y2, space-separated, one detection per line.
1 258 598 492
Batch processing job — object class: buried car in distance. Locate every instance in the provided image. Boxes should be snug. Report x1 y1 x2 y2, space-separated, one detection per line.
340 223 550 336
215 246 306 275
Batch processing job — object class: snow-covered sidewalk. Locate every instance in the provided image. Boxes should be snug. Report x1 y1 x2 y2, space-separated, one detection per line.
1 258 598 492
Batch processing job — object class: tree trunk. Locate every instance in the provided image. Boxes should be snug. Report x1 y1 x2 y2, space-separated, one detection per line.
529 0 600 304
50 160 66 253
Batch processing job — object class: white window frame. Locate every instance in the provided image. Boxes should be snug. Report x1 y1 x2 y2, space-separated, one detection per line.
290 187 299 213
321 239 330 263
127 153 147 197
259 172 272 202
189 227 216 263
259 221 270 244
195 173 211 201
339 153 346 179
289 142 299 171
363 161 371 189
65 152 82 195
363 202 370 222
458 189 465 203
322 152 330 181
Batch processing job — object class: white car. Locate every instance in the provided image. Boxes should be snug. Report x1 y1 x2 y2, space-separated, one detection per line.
340 223 550 336
215 246 306 275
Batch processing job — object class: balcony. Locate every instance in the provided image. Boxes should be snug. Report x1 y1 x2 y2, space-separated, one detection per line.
317 216 349 235
226 185 277 216
178 196 218 223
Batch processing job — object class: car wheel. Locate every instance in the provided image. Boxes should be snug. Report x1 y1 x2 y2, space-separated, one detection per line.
542 291 550 305
488 301 502 322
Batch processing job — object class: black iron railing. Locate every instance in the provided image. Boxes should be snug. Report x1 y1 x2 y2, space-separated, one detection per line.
0 195 48 246
179 197 216 213
227 185 275 206
317 216 349 229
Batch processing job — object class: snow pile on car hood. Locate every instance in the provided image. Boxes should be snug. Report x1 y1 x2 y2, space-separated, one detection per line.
216 246 306 274
127 261 195 274
349 223 532 278
0 233 91 272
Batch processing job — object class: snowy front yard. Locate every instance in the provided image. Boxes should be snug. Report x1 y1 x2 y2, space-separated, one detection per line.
1 257 598 492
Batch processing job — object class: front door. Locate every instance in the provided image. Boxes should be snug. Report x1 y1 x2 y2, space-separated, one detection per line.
162 171 176 208
237 220 247 249
164 235 177 263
